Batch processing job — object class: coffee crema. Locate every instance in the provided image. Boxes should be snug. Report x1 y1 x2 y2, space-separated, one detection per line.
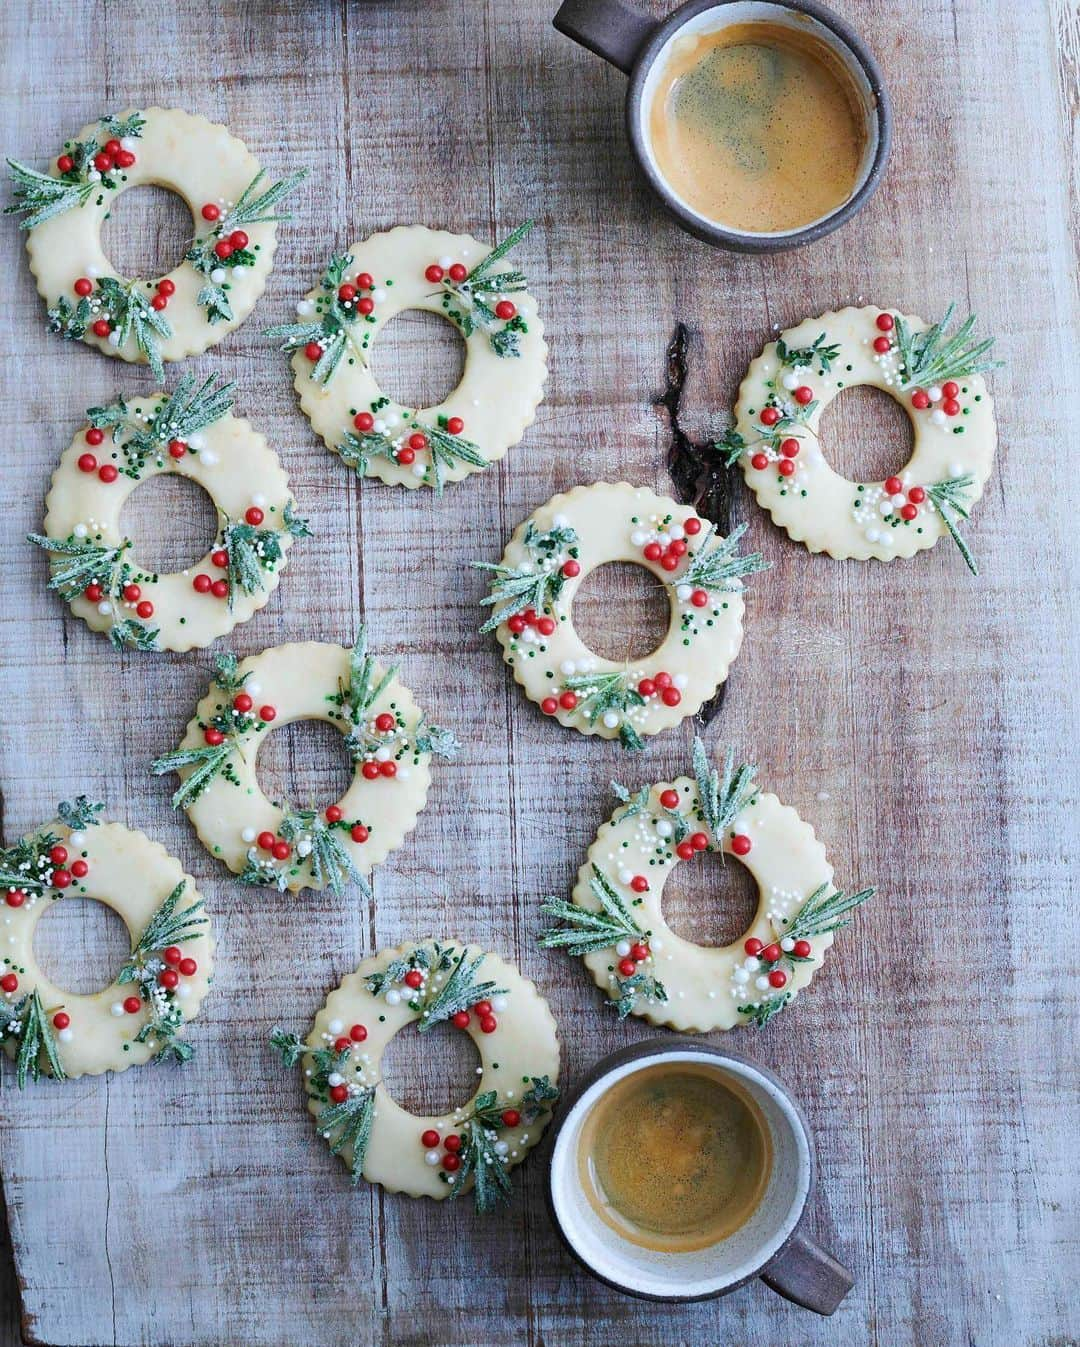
647 20 868 234
577 1062 772 1252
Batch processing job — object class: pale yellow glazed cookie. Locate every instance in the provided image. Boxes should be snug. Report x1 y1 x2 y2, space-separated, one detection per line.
478 482 766 750
0 799 213 1082
272 940 560 1210
152 635 458 896
539 741 875 1031
29 376 307 653
269 223 547 492
8 107 304 378
728 305 998 572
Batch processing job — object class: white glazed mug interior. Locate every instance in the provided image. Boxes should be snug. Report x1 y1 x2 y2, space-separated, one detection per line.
549 1048 811 1298
635 0 882 242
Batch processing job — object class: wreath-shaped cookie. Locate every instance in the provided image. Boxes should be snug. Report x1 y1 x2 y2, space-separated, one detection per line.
476 483 766 750
152 634 458 895
268 223 547 493
721 305 999 572
0 798 213 1083
28 376 309 652
6 107 304 379
539 740 875 1030
272 940 560 1211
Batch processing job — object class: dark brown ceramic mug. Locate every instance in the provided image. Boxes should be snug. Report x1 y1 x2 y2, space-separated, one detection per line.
553 0 891 253
546 1039 855 1312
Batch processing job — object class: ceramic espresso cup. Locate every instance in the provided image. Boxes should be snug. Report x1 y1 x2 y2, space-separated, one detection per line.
546 1040 854 1312
553 0 891 253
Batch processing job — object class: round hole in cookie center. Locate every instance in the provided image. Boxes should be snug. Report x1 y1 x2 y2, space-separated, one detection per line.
100 183 194 282
32 897 132 996
119 474 219 574
369 309 466 410
381 1019 483 1116
660 850 760 949
571 562 670 663
255 718 355 815
816 384 914 482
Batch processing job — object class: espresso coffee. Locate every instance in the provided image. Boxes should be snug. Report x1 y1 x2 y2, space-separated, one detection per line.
577 1062 772 1252
648 21 868 233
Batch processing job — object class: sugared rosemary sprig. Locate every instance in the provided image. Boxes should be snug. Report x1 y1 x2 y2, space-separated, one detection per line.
926 474 979 575
563 672 645 752
52 276 173 382
437 220 533 357
151 654 255 805
267 252 365 383
673 522 768 594
693 737 758 843
538 865 649 954
894 304 1001 389
26 534 160 651
278 807 370 900
339 416 486 495
270 1033 376 1185
1 990 66 1088
780 883 876 942
119 881 207 976
476 521 579 631
450 1076 560 1212
5 113 145 229
219 501 311 605
87 374 235 477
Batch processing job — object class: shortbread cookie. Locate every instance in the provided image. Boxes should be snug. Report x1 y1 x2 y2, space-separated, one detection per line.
0 798 213 1082
29 376 307 653
539 740 874 1030
478 483 766 750
726 305 998 572
269 224 546 492
7 107 304 378
152 634 458 895
272 940 560 1210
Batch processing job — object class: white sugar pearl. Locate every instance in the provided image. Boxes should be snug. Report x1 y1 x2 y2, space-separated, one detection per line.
928 386 942 402
374 419 387 434
602 710 621 729
733 968 750 984
755 975 770 991
492 995 508 1012
615 941 631 958
879 502 893 517
97 601 112 615
327 1072 343 1087
107 331 122 347
560 660 576 675
881 533 894 547
88 169 101 182
673 673 689 690
384 413 399 429
200 450 218 467
189 434 206 450
110 1002 125 1018
86 264 101 278
375 747 391 762
781 371 800 390
630 530 647 547
425 1150 441 1166
398 768 410 780
247 681 261 696
412 464 426 478
676 584 692 602
120 137 136 151
385 989 401 1006
296 838 312 858
296 298 315 316
211 268 227 285
328 1019 344 1035
252 493 266 507
176 983 191 1000
744 956 760 972
58 1028 74 1043
69 832 85 848
617 869 633 886
931 409 947 427
669 523 685 541
372 288 387 303
891 493 906 508
438 255 453 269
495 1141 509 1157
553 513 570 528
781 937 794 952
232 265 247 278
74 523 89 538
950 461 964 477
864 527 881 544
657 532 670 547
241 827 256 843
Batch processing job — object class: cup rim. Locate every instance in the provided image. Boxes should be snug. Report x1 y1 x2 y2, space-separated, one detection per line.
544 1038 817 1302
625 0 893 253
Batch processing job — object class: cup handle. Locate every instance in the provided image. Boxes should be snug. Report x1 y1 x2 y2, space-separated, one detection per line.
553 0 658 75
759 1230 855 1316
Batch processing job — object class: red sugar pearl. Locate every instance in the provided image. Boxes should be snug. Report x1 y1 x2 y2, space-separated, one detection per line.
751 452 769 470
768 969 788 989
151 295 168 311
245 506 264 526
630 942 650 962
684 517 702 535
272 840 291 860
690 589 709 608
876 313 894 331
793 939 812 958
52 870 71 889
559 690 578 711
5 890 25 907
93 151 113 172
451 1012 470 1030
103 139 122 157
659 789 680 809
448 263 468 282
179 958 197 977
351 824 369 843
357 297 375 315
78 453 98 473
421 1129 440 1148
643 542 663 561
379 761 397 778
536 616 556 636
762 943 782 963
780 438 800 458
201 203 220 221
214 240 233 260
911 390 930 410
446 417 465 435
304 341 322 361
98 464 118 483
884 476 903 496
354 412 375 432
114 150 135 169
661 687 681 707
157 278 175 297
778 459 796 477
0 974 18 993
943 398 960 416
123 996 142 1014
362 761 380 780
212 549 229 568
259 705 276 722
164 947 182 966
70 861 88 879
122 583 141 602
908 486 926 504
349 1023 367 1042
873 335 892 353
53 1012 70 1031
324 805 343 823
900 503 918 521
731 834 752 856
690 832 709 852
793 385 814 405
356 273 373 290
57 154 74 172
618 958 637 977
676 841 695 861
136 601 154 619
159 968 179 990
508 615 527 635
334 1037 351 1053
233 693 253 713
501 1109 521 1128
442 1153 461 1173
396 448 415 465
630 875 649 893
168 439 187 458
425 264 444 283
760 406 780 426
660 553 680 571
84 583 103 602
92 319 111 338
669 538 687 557
229 230 248 250
638 678 656 697
204 728 225 746
404 970 424 989
541 696 559 714
942 381 960 399
408 432 427 452
329 1085 349 1104
74 276 93 297
472 1001 492 1017
375 712 396 732
211 579 229 598
495 300 516 320
257 832 276 852
562 559 580 578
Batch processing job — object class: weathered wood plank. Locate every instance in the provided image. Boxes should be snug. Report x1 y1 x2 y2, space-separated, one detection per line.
1 0 1078 1344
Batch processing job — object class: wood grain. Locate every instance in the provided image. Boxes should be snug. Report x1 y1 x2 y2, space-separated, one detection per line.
1 0 1078 1344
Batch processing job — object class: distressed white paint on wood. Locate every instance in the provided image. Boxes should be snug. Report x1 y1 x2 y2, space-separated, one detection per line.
1 0 1078 1344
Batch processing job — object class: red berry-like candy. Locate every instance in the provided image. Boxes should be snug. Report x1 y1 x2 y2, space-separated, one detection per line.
559 691 578 710
329 1084 349 1104
357 297 375 315
541 696 558 715
684 517 702 535
304 341 322 361
536 616 556 636
157 279 175 297
760 406 780 426
49 845 68 866
448 263 467 282
884 476 903 496
211 579 229 598
396 447 415 465
214 240 233 260
354 411 375 432
655 672 672 690
52 870 71 889
562 559 580 578
638 678 656 697
780 438 800 457
168 439 187 458
404 969 424 990
93 151 112 172
768 969 788 988
151 295 168 311
675 841 695 860
350 824 369 843
943 398 960 416
380 761 397 778
212 549 229 568
691 589 708 608
92 319 111 337
908 486 926 504
472 1000 492 1016
350 1023 367 1041
362 761 380 780
164 946 182 966
271 840 291 860
480 1015 498 1033
230 230 248 250
356 273 373 290
762 943 782 963
731 834 752 856
793 386 813 405
618 957 637 977
911 390 930 410
204 728 224 746
744 938 763 956
233 693 253 714
659 789 679 809
451 1011 470 1029
201 203 221 221
334 1037 351 1053
245 506 264 526
179 958 197 977
78 453 98 473
136 601 154 619
630 942 649 962
495 300 516 320
53 1012 71 1031
0 974 18 993
85 583 103 602
5 890 25 907
74 276 93 297
778 459 796 477
660 553 679 572
750 452 769 470
942 381 959 399
661 686 681 706
57 154 74 172
793 939 812 958
257 832 276 851
98 464 118 482
71 861 88 878
425 264 444 283
421 1129 440 1148
876 313 894 331
160 968 179 990
408 432 427 452
122 583 141 602
501 1109 521 1128
259 705 276 722
446 417 465 435
124 995 142 1014
690 832 708 852
900 503 918 521
873 335 891 353
630 875 649 893
508 614 527 635
669 538 687 557
375 712 395 732
442 1152 461 1172
643 542 662 561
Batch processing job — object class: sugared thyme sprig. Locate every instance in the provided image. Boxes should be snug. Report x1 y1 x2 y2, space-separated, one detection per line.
57 796 104 831
339 417 486 495
220 501 311 606
926 474 979 575
693 737 758 843
187 168 306 323
737 994 792 1028
674 522 768 594
26 534 160 651
270 1033 376 1184
1 990 66 1088
776 332 840 373
437 220 533 357
476 520 580 631
87 374 235 477
893 304 1001 389
563 672 646 752
151 654 255 806
276 808 371 900
5 113 145 229
50 275 173 382
780 883 876 942
267 252 365 383
714 396 817 466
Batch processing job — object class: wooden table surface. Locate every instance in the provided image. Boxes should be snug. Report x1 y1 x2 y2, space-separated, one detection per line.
2 1 1078 1344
